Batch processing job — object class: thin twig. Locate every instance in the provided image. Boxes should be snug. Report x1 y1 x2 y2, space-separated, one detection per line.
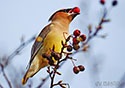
2 70 12 88
84 7 108 46
36 62 65 88
0 35 36 74
8 35 36 61
50 70 56 88
0 63 12 88
0 35 36 88
36 75 49 88
0 84 3 88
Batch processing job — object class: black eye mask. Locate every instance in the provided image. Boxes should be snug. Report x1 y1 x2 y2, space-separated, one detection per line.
59 8 73 13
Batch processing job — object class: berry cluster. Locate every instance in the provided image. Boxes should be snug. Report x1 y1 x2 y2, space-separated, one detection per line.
64 29 86 74
66 29 86 52
73 65 85 74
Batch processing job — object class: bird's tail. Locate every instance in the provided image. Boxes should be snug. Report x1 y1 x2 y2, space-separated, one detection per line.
22 64 40 85
22 72 29 85
22 55 49 85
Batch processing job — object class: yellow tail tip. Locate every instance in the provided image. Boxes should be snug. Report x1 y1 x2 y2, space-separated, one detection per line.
22 78 26 85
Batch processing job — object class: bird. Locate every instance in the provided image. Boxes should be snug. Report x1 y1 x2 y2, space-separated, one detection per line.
22 7 80 85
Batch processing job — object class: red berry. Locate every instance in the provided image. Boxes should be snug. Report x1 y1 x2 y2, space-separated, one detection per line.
73 7 80 13
73 37 77 44
100 0 105 5
73 29 81 37
78 65 85 71
73 37 79 44
79 34 86 41
112 0 118 6
73 66 80 74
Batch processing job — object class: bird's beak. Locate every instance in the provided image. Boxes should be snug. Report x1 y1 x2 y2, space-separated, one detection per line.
67 7 80 20
72 12 80 17
70 12 80 20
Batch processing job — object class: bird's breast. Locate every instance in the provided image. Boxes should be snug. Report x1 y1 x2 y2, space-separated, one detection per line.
39 29 69 55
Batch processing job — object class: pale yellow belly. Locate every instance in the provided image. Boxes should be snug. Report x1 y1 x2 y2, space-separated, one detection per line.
38 30 68 56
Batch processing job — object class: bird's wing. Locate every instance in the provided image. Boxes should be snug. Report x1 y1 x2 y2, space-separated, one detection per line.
29 24 51 65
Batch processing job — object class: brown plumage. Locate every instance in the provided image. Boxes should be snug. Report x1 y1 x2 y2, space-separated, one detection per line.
22 7 80 85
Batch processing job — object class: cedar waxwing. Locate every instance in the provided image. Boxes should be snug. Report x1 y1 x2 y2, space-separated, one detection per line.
22 7 80 85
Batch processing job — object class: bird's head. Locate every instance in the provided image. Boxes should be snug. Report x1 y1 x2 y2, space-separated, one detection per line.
49 7 80 23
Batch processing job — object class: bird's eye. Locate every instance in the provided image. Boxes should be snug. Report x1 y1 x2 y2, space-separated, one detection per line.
65 9 72 13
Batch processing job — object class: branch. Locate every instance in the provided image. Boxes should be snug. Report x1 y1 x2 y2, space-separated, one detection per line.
8 35 36 62
0 83 3 88
0 63 12 88
2 70 12 88
0 35 36 74
36 62 65 88
36 75 49 88
0 35 36 88
84 7 109 46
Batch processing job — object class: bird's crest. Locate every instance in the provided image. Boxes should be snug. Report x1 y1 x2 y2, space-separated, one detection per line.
48 8 72 21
